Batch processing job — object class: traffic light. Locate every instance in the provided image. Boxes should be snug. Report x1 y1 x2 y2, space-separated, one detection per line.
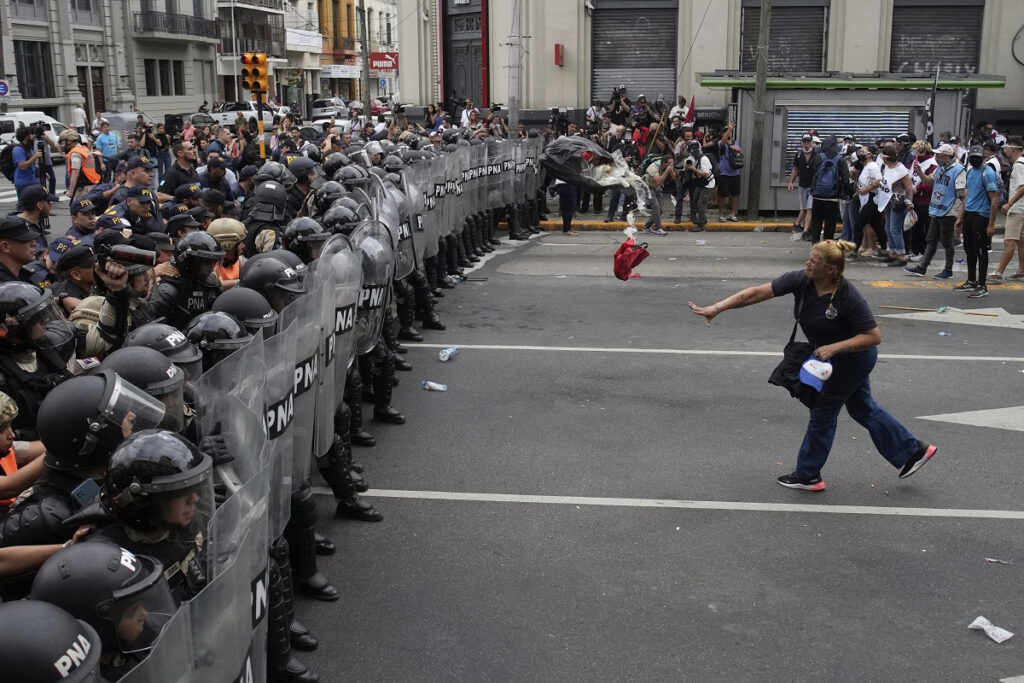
240 52 268 95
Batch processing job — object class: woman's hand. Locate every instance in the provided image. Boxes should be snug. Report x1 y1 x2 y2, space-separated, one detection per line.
813 343 841 361
688 301 718 327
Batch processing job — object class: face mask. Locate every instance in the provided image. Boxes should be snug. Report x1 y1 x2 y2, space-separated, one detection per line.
969 157 983 168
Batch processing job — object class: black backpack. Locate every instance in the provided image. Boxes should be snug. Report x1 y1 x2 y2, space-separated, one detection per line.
728 145 744 169
811 153 840 199
0 144 15 182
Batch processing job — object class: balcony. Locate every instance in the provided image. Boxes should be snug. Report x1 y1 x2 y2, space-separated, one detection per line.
133 12 219 38
216 0 285 12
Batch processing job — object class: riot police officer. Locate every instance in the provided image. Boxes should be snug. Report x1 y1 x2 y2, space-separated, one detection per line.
0 600 104 682
140 231 224 329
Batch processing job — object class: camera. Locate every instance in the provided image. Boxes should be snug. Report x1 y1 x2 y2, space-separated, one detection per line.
29 122 49 137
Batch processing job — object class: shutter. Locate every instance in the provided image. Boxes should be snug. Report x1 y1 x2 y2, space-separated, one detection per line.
741 6 827 72
889 5 983 74
781 108 912 175
592 8 677 103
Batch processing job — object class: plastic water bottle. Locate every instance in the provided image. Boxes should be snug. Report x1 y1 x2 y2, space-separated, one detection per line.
438 346 458 362
937 331 952 337
421 381 447 392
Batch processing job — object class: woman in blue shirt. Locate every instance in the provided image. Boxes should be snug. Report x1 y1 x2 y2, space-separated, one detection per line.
688 239 937 491
93 120 120 182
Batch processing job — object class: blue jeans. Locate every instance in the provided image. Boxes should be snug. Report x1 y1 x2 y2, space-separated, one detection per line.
795 347 919 477
840 199 858 242
885 202 907 253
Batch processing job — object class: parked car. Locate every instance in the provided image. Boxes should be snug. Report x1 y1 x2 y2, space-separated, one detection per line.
0 111 81 165
210 101 278 130
309 98 346 120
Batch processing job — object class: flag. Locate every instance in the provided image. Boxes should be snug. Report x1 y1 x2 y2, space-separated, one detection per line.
682 95 695 125
925 63 940 145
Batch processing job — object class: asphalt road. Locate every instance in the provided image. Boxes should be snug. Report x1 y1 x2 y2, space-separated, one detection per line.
299 230 1024 682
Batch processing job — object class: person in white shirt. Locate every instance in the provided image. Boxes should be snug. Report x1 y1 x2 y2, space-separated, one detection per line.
851 145 884 257
991 136 1024 280
669 95 688 121
876 144 916 267
72 104 88 134
585 99 606 127
460 98 479 128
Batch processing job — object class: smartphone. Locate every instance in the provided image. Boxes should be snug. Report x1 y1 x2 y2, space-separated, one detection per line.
70 478 100 508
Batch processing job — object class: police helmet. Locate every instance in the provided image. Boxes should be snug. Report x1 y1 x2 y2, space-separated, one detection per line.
322 204 360 234
283 217 330 264
253 161 297 190
287 155 319 180
206 217 247 252
300 141 324 164
97 347 186 433
123 322 204 383
385 172 403 188
383 154 406 172
184 311 254 372
0 601 103 683
367 166 387 180
172 230 223 279
323 152 352 179
101 429 212 534
248 180 289 222
210 286 279 335
0 282 72 352
31 544 176 656
364 140 384 158
312 180 347 217
334 164 370 188
239 256 305 312
37 371 167 471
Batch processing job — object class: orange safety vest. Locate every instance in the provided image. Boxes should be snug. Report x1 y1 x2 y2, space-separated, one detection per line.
67 144 101 185
216 259 241 282
0 448 17 506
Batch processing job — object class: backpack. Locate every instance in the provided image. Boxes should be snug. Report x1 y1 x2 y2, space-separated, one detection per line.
728 145 744 169
696 153 719 186
0 144 15 182
986 159 1008 205
811 153 840 199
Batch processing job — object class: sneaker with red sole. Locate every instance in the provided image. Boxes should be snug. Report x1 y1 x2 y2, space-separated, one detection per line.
899 443 937 479
776 471 826 491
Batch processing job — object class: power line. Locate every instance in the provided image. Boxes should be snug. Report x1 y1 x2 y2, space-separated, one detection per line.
676 0 713 87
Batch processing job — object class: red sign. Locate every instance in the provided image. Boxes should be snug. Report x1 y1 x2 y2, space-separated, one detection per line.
369 52 399 71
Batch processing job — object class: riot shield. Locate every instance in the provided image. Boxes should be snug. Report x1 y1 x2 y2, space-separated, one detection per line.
192 466 270 683
451 146 468 235
471 142 487 217
500 138 514 207
280 267 323 489
262 318 298 539
388 181 417 278
308 254 336 460
512 138 526 208
403 165 428 264
348 220 395 356
320 234 362 379
434 154 452 239
196 333 267 488
416 158 440 259
118 607 194 683
525 136 540 205
486 138 503 211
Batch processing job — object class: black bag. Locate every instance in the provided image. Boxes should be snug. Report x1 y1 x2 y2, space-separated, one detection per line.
0 144 16 182
768 282 821 409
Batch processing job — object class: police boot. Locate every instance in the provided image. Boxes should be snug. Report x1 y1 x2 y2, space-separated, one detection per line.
507 204 528 240
410 269 445 330
474 215 494 253
313 533 335 556
460 227 480 263
372 345 405 424
343 370 375 447
269 538 320 653
423 255 444 297
445 234 463 275
267 558 319 683
437 241 455 287
383 316 414 371
469 217 488 256
394 285 423 344
285 485 339 602
524 203 540 233
359 355 375 404
485 211 502 246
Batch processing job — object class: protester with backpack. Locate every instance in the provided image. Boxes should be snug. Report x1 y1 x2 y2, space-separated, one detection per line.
683 139 715 232
717 121 743 222
5 128 43 212
808 136 850 242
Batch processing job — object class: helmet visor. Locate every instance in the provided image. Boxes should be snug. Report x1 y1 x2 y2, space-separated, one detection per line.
2 295 64 348
100 374 167 437
107 555 178 654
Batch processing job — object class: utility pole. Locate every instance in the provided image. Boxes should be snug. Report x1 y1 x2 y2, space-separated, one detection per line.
357 0 371 121
745 0 771 219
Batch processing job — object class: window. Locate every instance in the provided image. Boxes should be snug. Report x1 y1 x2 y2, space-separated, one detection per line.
193 0 203 18
10 0 46 20
173 61 186 96
13 41 55 98
159 60 172 96
144 59 158 96
72 0 100 23
386 17 392 46
740 2 829 72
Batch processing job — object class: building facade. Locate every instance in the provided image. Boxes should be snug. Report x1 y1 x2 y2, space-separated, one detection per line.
398 0 1024 125
0 0 219 123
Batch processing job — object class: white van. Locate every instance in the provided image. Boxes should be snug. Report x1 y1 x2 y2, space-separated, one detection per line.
0 111 78 164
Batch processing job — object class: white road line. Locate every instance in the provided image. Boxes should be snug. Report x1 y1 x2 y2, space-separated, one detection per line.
403 343 1024 363
919 406 1024 433
312 487 1024 519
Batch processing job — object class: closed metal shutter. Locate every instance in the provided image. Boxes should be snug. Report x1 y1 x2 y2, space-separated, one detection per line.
781 108 912 176
740 6 827 72
889 4 983 74
592 8 677 104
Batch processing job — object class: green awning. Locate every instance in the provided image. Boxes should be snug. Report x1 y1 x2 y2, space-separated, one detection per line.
698 72 1005 89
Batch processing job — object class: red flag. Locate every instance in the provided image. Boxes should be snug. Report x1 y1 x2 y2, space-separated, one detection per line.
682 95 695 125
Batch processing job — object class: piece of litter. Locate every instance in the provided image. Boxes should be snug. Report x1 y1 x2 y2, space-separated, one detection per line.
986 558 1014 565
421 380 447 392
753 226 764 232
696 240 707 246
676 527 680 531
969 616 1014 643
438 346 458 362
668 257 678 261
938 331 952 337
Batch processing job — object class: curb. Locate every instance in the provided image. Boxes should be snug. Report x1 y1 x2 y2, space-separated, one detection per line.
500 220 794 233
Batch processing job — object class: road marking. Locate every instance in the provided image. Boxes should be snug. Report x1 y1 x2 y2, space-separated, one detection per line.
403 343 1024 363
881 307 1024 329
312 487 1024 519
867 279 1024 290
919 406 1024 433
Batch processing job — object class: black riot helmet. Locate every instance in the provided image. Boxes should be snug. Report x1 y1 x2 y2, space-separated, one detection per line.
334 164 370 188
172 230 223 280
239 255 305 313
0 601 103 683
383 154 406 172
184 311 254 372
253 161 297 190
210 286 279 336
124 322 204 383
283 217 330 263
322 204 360 235
37 371 167 472
0 281 75 353
101 429 213 534
323 152 351 178
312 180 347 216
248 180 289 222
98 347 186 433
299 141 324 164
384 172 403 188
287 155 319 183
367 165 387 180
31 544 176 656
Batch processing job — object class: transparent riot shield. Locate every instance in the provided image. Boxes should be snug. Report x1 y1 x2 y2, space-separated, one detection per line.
416 157 440 259
525 136 540 206
118 607 194 683
433 154 452 240
451 146 469 235
512 138 526 208
470 142 487 218
262 318 298 539
192 466 270 683
348 220 395 356
388 181 417 278
486 138 503 212
280 268 323 489
320 234 362 380
196 333 267 489
309 254 336 460
499 138 514 207
403 165 428 264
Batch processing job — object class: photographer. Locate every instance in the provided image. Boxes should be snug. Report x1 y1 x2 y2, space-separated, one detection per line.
643 153 674 236
11 128 43 212
608 87 631 127
680 139 714 232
